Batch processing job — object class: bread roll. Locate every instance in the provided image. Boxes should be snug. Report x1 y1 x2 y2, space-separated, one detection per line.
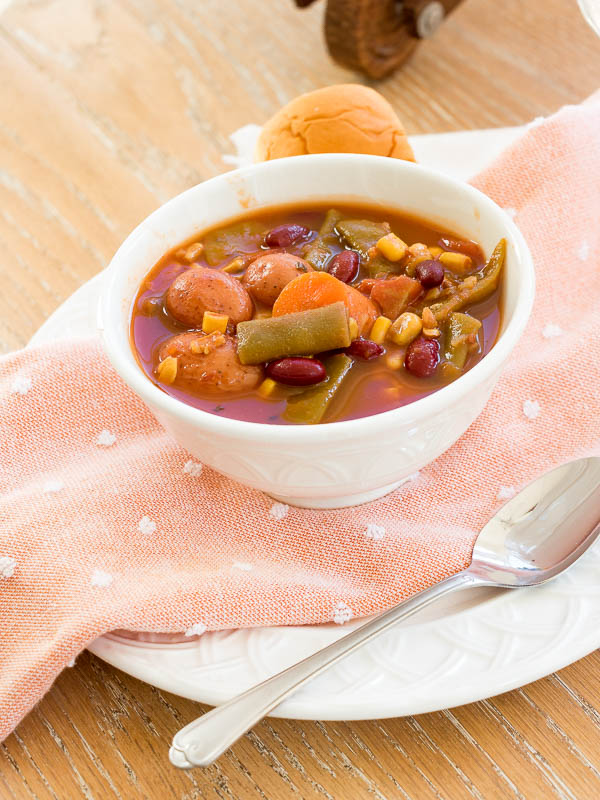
255 84 414 162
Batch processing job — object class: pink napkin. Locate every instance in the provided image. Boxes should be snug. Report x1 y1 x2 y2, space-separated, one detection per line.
2 94 600 740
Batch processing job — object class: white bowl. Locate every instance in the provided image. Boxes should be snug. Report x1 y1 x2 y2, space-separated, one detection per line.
99 154 534 508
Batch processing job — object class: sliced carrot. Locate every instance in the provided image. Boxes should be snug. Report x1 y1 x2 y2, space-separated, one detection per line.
344 284 378 336
272 272 346 315
272 272 377 336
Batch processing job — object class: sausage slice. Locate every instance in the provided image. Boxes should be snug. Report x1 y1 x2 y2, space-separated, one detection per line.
157 332 262 395
242 253 312 306
166 267 253 327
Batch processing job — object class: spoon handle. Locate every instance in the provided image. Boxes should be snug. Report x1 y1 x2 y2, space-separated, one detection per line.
170 570 477 768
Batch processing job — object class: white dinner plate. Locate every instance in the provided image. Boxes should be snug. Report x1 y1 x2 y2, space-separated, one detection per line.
30 127 600 720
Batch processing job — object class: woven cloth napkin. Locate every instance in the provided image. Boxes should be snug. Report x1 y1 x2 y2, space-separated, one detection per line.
2 94 600 740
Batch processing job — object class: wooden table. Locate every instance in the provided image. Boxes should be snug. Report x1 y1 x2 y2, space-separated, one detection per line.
1 1 599 797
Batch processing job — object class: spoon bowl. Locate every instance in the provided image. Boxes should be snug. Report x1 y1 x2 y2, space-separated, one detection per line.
471 457 600 586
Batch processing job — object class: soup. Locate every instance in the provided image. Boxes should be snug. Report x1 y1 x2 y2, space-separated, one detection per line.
131 203 504 424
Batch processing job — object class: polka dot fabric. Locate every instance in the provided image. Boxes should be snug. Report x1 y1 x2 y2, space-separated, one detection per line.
1 94 600 739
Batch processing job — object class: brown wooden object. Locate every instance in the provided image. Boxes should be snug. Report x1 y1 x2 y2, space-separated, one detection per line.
296 0 464 78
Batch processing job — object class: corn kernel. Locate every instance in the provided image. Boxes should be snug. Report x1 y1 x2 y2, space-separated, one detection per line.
369 315 392 344
429 246 443 257
385 353 404 370
388 312 422 346
156 356 178 385
439 251 472 274
376 233 408 262
202 311 229 334
257 378 279 399
178 242 204 263
222 256 245 274
348 316 359 340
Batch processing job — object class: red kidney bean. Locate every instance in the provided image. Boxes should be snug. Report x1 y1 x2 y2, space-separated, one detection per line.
264 224 309 248
266 357 326 386
439 237 483 261
346 337 384 360
327 250 360 283
415 259 444 288
405 337 440 378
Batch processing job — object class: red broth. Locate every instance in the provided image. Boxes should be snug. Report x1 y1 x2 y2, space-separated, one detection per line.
131 203 502 424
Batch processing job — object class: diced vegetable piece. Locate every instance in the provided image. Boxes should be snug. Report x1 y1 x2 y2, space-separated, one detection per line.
190 332 226 355
439 237 483 261
369 315 392 344
303 242 332 271
336 219 390 258
284 354 353 424
236 302 351 365
273 270 346 312
365 252 398 277
376 233 408 262
257 378 280 399
272 271 377 336
445 312 482 370
429 246 443 257
176 242 204 263
320 208 343 237
370 275 423 319
156 356 178 385
356 278 377 295
439 251 472 275
303 209 343 270
203 220 267 265
421 306 441 339
202 311 229 334
430 238 506 323
348 316 359 340
388 312 422 346
222 256 245 274
386 353 403 370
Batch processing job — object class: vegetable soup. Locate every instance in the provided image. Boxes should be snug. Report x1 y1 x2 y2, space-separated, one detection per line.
131 203 504 424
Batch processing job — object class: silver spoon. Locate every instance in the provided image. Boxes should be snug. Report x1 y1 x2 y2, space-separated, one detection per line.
170 457 600 769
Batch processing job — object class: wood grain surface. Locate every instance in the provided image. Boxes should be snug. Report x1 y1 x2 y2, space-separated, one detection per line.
1 0 600 797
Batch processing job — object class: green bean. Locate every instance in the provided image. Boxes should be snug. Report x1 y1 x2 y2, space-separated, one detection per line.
430 238 506 323
303 209 343 270
445 312 482 371
336 219 390 258
203 220 267 265
336 218 402 275
284 354 353 424
236 302 351 365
